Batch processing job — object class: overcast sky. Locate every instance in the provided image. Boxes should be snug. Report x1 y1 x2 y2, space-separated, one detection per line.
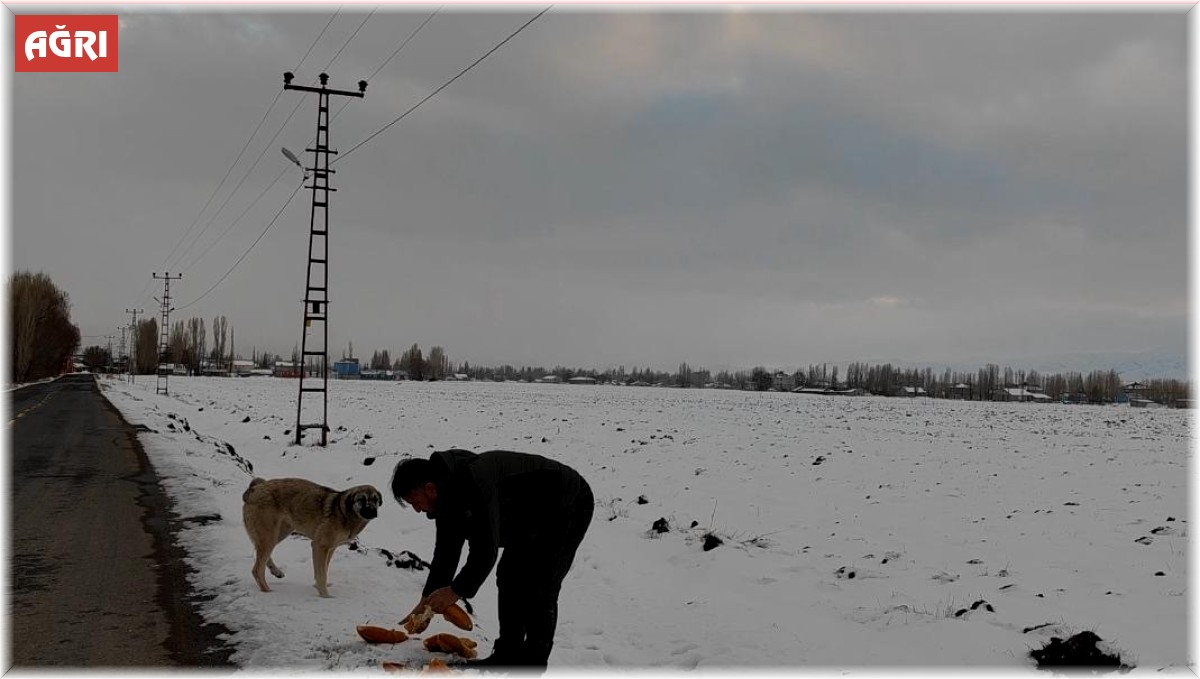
9 6 1189 373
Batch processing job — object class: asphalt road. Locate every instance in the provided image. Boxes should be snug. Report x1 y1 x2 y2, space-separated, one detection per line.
9 373 235 668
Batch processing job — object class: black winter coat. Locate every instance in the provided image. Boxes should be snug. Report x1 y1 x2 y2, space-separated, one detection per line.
422 449 586 599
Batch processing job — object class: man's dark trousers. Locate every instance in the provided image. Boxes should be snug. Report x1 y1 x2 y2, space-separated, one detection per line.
493 478 594 668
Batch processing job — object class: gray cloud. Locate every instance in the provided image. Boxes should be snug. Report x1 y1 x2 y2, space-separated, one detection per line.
10 8 1188 374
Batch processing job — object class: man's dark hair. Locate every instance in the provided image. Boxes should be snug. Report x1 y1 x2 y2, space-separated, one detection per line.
391 456 434 503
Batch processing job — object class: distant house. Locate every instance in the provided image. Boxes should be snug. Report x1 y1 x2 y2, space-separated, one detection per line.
772 372 796 392
333 358 361 379
273 361 301 378
894 386 927 398
200 360 230 377
994 387 1052 403
567 376 596 385
232 360 255 377
360 369 395 381
1118 382 1151 405
535 375 562 384
157 363 186 376
949 383 972 400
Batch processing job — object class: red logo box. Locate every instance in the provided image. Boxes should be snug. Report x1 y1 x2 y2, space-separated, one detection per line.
16 15 118 72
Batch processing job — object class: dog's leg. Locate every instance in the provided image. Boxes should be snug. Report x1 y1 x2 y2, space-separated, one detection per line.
268 524 289 578
251 544 274 592
323 545 337 586
312 543 333 597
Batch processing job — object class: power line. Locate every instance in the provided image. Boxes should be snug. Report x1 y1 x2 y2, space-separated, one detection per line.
180 165 291 274
163 11 377 283
151 11 341 279
319 7 376 73
161 9 546 316
174 180 306 312
334 7 551 166
329 7 442 124
294 9 342 73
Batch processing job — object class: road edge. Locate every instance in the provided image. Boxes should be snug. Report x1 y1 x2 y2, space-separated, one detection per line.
96 379 238 668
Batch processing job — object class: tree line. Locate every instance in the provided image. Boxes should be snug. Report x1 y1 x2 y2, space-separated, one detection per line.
437 360 1189 405
11 269 1183 405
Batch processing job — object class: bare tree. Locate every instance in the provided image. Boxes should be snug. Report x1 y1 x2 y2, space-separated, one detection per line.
9 271 80 382
211 315 228 366
400 343 425 380
427 346 449 380
135 319 158 374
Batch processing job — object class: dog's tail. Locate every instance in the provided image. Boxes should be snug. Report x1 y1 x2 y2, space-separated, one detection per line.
243 477 266 502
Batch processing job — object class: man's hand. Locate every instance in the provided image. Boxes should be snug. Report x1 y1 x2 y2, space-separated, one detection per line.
424 586 461 614
402 599 434 633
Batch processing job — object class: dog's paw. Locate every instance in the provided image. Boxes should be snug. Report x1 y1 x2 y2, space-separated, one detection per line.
269 566 285 578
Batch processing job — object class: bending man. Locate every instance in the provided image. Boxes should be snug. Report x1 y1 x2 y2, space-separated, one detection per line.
392 449 594 669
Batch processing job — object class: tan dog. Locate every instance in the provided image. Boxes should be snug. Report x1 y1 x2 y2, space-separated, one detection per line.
242 477 382 597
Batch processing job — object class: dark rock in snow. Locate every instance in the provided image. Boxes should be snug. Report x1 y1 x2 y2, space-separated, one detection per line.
702 533 723 551
970 599 994 612
242 416 251 423
637 495 649 505
652 518 669 534
1029 631 1128 671
363 457 376 466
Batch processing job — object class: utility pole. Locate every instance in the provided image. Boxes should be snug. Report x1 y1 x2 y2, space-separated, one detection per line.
283 71 367 447
105 335 114 374
118 326 127 375
126 308 142 383
153 273 182 395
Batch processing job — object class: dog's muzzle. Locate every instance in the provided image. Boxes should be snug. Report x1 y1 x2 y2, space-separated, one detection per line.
360 506 378 520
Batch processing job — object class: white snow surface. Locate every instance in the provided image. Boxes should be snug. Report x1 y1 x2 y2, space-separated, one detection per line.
96 376 1191 674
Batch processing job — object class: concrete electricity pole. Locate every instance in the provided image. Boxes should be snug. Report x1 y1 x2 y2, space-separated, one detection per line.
283 71 366 447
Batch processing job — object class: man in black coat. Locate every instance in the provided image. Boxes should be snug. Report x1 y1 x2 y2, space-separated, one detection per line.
391 449 594 669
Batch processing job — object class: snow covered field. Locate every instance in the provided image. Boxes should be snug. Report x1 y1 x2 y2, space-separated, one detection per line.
97 375 1191 673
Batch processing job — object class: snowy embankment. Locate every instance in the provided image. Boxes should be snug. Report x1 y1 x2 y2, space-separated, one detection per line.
97 376 1190 673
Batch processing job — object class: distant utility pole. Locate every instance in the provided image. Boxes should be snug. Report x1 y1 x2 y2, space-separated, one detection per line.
126 308 142 383
153 273 182 395
283 71 367 447
118 326 127 374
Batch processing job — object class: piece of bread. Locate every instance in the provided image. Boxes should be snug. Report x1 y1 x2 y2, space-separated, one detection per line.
423 633 478 659
442 603 473 631
403 605 435 634
357 625 410 644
